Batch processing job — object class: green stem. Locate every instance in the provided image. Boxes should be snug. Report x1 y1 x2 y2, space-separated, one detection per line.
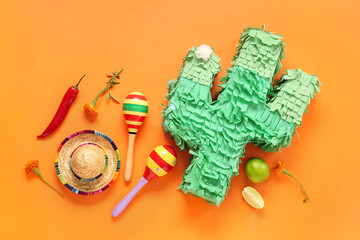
33 168 64 198
89 69 123 107
113 68 123 79
90 84 111 107
282 169 311 203
117 68 124 75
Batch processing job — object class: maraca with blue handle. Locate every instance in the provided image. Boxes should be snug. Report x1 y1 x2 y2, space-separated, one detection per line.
112 145 177 217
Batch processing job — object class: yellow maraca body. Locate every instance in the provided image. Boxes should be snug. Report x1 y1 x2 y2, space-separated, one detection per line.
143 145 177 181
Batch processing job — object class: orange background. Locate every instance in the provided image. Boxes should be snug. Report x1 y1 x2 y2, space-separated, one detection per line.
1 0 359 239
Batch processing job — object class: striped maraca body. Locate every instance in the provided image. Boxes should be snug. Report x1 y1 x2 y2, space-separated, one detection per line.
123 92 148 134
143 145 177 181
123 92 149 182
112 145 177 217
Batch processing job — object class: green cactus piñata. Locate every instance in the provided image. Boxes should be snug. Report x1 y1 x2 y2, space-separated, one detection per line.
162 26 320 206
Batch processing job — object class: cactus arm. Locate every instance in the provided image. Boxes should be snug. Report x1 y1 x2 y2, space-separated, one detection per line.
162 47 221 151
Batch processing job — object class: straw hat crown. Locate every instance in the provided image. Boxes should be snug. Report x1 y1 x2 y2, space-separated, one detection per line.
70 143 108 180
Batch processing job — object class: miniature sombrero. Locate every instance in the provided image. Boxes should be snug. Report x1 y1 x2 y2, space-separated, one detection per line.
55 130 120 195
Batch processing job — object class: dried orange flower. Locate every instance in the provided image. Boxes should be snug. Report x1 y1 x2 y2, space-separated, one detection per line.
274 160 285 176
274 161 311 203
25 160 39 174
25 160 63 198
83 103 98 116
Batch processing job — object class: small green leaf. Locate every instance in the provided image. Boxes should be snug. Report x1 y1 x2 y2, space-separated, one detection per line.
110 93 120 104
107 91 110 101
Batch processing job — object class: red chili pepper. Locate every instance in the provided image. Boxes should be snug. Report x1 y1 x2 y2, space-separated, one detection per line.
37 75 86 139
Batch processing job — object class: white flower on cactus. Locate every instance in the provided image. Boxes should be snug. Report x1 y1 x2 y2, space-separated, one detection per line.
195 44 212 61
165 104 176 114
169 104 176 111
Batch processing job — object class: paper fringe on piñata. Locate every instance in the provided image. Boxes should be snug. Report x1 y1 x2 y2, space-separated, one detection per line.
161 26 320 206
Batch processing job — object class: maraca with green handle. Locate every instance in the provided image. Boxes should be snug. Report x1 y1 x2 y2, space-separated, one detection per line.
112 145 177 217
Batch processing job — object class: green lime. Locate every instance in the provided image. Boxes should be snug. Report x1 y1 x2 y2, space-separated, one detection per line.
245 158 270 183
